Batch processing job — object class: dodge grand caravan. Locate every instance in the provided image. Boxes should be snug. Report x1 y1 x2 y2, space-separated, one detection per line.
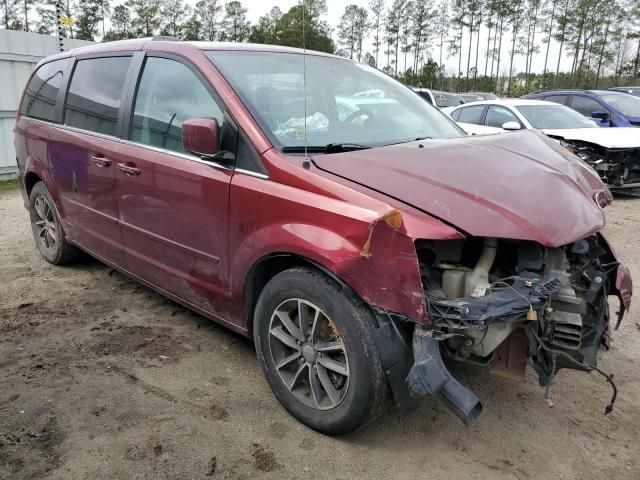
15 39 632 435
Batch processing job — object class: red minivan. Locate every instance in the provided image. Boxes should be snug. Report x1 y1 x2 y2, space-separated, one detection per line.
15 39 632 434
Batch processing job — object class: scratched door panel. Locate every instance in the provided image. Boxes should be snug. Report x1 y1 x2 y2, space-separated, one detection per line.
48 128 123 265
116 143 232 316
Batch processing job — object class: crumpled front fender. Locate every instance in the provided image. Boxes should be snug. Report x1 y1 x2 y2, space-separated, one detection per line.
229 174 462 326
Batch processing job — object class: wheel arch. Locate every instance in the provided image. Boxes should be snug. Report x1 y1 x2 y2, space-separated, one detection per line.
243 252 362 335
24 171 43 197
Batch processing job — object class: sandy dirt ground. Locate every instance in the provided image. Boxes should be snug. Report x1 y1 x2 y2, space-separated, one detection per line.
0 184 639 480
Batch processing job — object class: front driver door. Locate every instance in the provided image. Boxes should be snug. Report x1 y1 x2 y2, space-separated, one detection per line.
116 54 233 318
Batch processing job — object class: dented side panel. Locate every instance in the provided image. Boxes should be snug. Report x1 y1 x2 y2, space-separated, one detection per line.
227 172 436 328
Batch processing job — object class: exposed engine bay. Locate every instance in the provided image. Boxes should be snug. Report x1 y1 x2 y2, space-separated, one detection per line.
406 235 621 423
558 139 640 193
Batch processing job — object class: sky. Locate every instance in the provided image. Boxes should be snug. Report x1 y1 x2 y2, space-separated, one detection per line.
198 0 576 75
106 0 636 77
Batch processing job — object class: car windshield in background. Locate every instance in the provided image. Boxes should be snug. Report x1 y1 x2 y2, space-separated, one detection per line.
433 92 466 107
599 93 640 117
516 104 599 129
206 51 464 149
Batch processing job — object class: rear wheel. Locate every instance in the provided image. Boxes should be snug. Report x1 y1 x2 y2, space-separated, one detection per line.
29 182 79 265
253 267 388 435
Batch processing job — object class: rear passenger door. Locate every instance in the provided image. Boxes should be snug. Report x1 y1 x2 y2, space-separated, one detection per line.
48 54 134 265
116 53 234 317
451 105 496 135
484 105 522 129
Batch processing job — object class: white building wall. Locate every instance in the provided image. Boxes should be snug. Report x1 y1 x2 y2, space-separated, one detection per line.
0 29 93 179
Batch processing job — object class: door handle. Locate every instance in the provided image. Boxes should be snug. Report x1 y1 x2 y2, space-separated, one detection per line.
91 154 112 168
117 162 142 176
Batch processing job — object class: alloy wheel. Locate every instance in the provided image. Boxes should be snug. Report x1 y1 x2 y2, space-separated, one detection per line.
268 298 350 410
33 195 58 251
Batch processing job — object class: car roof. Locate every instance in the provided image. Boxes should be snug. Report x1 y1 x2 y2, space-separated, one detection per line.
529 89 622 97
37 38 343 66
451 99 557 109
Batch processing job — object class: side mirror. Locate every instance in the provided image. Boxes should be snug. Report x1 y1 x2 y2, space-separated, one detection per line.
502 121 521 131
182 118 219 157
591 111 609 120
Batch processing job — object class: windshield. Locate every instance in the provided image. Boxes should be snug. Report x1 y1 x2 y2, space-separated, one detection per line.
206 51 464 149
516 104 599 129
599 93 640 117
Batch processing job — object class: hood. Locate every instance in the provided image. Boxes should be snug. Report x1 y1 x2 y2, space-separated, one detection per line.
542 127 640 149
312 130 607 247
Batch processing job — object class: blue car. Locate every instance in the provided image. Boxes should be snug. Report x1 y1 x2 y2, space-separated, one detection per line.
608 86 640 97
522 89 640 127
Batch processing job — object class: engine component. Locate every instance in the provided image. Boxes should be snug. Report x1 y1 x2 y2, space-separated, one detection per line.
549 310 583 350
426 276 561 325
442 268 467 298
464 237 497 297
418 235 620 419
559 139 640 189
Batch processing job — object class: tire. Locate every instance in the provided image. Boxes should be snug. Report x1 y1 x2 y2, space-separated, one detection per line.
253 267 389 435
28 181 79 265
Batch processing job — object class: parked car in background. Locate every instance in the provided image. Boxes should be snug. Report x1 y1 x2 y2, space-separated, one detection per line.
460 92 499 102
444 99 640 192
15 39 631 435
412 87 466 108
522 89 640 127
608 86 640 97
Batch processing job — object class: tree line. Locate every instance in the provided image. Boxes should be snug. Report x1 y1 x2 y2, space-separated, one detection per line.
2 0 640 95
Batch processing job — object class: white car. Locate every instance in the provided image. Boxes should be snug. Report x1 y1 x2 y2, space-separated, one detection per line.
412 88 466 109
444 99 640 191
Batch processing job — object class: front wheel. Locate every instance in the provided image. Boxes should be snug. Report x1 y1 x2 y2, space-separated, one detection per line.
253 267 388 435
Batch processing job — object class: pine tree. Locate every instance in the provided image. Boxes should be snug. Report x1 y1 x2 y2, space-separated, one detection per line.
337 4 368 60
249 6 282 44
222 1 250 42
195 0 222 41
160 0 191 38
369 0 385 67
126 0 161 37
2 0 22 29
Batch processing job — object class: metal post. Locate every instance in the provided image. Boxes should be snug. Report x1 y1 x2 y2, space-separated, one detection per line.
55 1 64 52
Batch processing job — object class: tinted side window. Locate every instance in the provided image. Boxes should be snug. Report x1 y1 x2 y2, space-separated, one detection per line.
20 59 68 122
64 56 131 136
131 57 224 154
485 106 519 128
451 109 462 121
570 95 606 117
457 105 485 124
544 95 568 105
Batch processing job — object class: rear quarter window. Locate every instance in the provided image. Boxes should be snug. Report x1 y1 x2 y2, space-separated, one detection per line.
20 59 69 122
64 56 132 137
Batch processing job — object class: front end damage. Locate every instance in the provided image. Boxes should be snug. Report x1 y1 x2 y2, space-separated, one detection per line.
395 234 631 425
559 140 640 194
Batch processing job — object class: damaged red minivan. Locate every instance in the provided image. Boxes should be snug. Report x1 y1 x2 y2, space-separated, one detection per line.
15 39 632 435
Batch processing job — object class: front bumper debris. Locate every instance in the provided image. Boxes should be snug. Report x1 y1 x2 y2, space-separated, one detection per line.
406 327 482 426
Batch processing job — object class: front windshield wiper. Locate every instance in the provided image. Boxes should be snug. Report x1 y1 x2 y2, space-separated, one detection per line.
282 143 372 154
